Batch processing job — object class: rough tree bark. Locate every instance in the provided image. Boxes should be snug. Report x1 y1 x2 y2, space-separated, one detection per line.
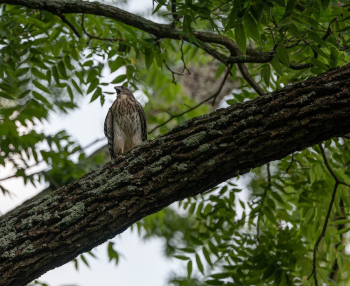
0 64 350 285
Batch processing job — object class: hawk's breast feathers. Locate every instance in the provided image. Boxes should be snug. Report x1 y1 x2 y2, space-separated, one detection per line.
104 86 147 158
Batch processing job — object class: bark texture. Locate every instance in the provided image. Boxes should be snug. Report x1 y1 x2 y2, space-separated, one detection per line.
1 65 350 285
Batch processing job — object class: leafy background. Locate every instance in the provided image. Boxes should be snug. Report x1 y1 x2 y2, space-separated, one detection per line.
1 0 350 285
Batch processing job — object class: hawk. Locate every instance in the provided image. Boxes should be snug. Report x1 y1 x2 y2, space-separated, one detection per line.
104 86 147 159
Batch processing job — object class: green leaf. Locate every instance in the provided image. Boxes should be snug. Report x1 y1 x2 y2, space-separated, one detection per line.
310 31 327 46
210 273 231 279
264 207 277 224
32 91 50 105
174 255 190 260
109 56 125 72
245 14 260 43
87 78 99 95
112 75 127 84
58 61 67 78
196 253 204 275
235 23 246 54
329 47 338 68
311 58 328 71
203 204 212 215
189 203 196 216
203 246 212 266
225 4 238 31
33 80 51 94
270 56 283 76
187 260 192 279
15 68 30 77
80 254 90 268
180 247 196 253
321 0 330 11
0 92 14 100
338 227 350 235
71 79 83 96
261 64 271 87
270 191 284 205
208 241 218 256
107 242 119 265
145 48 154 70
90 87 102 103
288 23 301 39
277 46 290 67
52 66 60 84
67 85 74 102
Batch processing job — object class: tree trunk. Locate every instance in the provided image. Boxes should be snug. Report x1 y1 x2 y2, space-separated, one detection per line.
1 64 350 285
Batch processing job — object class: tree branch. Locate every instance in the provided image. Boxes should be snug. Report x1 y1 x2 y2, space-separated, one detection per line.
1 64 350 285
149 64 232 133
308 143 350 285
0 0 265 93
58 14 81 38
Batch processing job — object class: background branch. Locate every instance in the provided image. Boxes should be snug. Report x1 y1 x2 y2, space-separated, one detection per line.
149 64 232 133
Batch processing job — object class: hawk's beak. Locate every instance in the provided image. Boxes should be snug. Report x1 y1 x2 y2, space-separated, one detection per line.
114 86 122 95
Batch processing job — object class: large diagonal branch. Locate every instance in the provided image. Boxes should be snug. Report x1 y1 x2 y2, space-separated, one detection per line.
1 64 350 286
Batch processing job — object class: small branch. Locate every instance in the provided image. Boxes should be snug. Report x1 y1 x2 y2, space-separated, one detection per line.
308 143 350 284
81 137 105 151
212 63 232 106
163 60 183 84
319 143 350 188
171 0 180 29
308 182 338 286
58 14 81 38
322 17 338 42
289 62 313 70
285 154 295 173
149 65 231 133
238 63 265 96
180 40 190 74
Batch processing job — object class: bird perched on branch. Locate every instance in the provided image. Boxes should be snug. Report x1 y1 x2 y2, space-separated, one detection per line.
104 86 147 159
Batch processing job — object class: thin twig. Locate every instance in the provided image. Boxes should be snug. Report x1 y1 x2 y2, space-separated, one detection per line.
212 63 232 106
238 63 265 96
58 14 81 38
149 65 231 133
180 40 190 74
163 60 183 84
308 182 338 286
171 0 180 29
308 143 350 284
285 154 295 174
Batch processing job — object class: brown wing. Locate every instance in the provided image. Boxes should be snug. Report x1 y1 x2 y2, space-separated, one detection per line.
136 101 147 141
104 107 115 158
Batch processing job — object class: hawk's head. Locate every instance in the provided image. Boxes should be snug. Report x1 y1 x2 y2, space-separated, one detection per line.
114 86 131 96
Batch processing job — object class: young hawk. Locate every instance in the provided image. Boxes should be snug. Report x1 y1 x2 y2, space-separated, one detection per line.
104 86 147 159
